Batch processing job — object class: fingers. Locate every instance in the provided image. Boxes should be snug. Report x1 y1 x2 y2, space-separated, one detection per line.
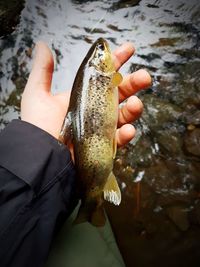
113 42 135 70
112 43 151 104
116 124 136 147
25 41 54 93
118 96 143 127
119 69 152 103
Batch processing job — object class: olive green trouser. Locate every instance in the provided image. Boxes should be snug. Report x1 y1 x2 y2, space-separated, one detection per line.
45 205 125 267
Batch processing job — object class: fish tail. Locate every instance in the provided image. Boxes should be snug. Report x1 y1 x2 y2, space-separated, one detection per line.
91 206 106 227
73 202 106 227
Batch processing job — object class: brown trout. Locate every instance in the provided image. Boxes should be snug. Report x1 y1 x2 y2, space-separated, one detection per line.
60 38 122 226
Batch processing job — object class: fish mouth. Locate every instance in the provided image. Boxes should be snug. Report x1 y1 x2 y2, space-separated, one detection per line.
87 37 110 57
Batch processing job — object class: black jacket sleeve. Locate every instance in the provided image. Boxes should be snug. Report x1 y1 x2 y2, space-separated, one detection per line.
0 119 78 267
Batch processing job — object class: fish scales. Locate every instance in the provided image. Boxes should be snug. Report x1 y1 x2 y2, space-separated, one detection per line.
75 72 118 190
60 38 122 226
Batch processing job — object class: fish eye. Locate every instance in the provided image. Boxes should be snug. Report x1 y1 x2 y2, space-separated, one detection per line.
98 44 104 51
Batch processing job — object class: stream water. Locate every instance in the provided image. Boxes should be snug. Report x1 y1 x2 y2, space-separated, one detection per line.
0 0 200 266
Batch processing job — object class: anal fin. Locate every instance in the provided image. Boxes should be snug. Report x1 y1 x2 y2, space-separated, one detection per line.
103 172 121 206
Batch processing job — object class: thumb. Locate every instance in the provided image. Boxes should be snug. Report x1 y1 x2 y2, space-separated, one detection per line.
25 41 54 93
54 91 71 107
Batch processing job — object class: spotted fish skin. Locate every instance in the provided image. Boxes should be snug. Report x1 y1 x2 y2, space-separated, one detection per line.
61 38 122 226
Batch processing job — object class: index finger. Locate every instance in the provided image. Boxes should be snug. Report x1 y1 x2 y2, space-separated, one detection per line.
118 70 152 103
113 42 135 70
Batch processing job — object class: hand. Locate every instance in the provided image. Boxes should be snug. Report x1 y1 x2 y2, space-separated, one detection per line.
21 42 151 148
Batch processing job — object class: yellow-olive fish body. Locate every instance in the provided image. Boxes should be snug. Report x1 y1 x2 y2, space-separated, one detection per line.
60 38 122 226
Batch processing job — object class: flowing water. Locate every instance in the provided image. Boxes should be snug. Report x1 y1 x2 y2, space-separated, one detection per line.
0 0 200 266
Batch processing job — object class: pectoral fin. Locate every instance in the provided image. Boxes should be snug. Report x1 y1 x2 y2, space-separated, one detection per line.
111 72 123 87
103 172 121 206
59 112 73 145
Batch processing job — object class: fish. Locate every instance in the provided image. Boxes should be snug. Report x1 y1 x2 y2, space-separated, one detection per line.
60 38 123 227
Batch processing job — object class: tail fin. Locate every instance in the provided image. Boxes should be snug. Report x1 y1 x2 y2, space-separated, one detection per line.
74 202 106 227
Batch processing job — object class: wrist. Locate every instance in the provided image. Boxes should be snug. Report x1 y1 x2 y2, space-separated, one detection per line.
21 118 60 140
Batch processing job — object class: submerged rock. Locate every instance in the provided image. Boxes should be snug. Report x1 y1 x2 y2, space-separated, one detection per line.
141 94 182 131
111 0 141 10
183 110 200 126
142 159 183 193
156 130 183 157
160 61 200 108
166 206 190 231
0 0 25 37
151 37 182 47
187 124 196 131
184 128 200 157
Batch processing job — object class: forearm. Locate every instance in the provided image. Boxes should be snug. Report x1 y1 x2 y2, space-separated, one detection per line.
0 120 78 267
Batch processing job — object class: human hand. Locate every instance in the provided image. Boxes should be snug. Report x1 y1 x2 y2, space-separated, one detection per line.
21 42 151 148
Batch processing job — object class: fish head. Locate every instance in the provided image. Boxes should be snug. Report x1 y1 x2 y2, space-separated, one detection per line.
88 38 115 74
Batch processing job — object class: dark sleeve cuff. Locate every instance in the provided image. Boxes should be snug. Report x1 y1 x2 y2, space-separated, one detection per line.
0 119 75 195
